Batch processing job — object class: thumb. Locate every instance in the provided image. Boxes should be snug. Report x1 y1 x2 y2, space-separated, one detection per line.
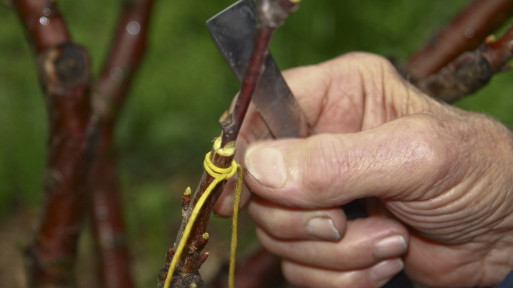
243 115 451 208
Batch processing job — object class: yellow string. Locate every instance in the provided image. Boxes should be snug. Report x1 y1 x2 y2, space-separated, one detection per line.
229 164 243 288
163 139 243 288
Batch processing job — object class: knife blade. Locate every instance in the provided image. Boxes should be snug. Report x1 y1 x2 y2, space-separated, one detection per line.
206 0 309 139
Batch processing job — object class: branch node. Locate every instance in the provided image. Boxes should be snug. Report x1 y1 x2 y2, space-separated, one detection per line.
193 232 209 252
485 34 497 45
182 187 192 209
37 42 90 95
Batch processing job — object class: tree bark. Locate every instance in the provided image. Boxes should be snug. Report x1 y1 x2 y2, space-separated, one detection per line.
88 1 155 287
13 0 155 286
415 23 513 102
158 1 299 287
13 1 92 286
406 0 513 80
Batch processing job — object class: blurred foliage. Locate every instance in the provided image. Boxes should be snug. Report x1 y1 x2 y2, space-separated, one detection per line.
1 0 512 286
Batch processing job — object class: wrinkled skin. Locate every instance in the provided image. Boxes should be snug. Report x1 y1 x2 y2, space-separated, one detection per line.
214 53 513 288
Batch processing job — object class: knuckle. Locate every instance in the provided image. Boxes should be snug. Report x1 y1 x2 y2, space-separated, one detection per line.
398 114 453 190
344 52 390 66
343 52 397 75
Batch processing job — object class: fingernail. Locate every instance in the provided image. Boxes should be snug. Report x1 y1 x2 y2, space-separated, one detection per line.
245 146 287 188
305 217 341 241
370 259 404 283
373 235 407 259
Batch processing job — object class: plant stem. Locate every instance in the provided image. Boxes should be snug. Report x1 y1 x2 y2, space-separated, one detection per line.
88 0 155 287
13 0 155 286
158 1 299 287
220 0 299 147
406 0 513 80
481 24 513 72
220 26 273 146
415 23 513 102
13 0 92 286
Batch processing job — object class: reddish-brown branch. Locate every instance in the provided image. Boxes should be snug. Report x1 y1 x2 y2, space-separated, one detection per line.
88 135 133 288
88 1 155 287
481 24 513 72
157 151 233 288
406 0 513 80
14 0 155 287
221 26 273 146
93 0 154 124
13 0 92 286
12 0 70 54
415 23 513 102
220 0 299 147
158 1 299 287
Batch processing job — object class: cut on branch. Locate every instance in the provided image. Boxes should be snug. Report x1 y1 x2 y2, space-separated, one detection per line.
157 1 299 287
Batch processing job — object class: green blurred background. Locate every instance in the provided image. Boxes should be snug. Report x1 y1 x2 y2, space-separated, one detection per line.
1 0 512 286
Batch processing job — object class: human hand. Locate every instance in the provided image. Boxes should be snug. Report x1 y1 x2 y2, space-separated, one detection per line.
214 53 513 288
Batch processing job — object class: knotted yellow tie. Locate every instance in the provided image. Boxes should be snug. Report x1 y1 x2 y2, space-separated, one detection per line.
164 138 243 288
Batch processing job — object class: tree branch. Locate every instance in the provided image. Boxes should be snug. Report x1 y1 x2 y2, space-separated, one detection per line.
220 0 299 146
481 23 513 72
158 1 299 287
88 0 155 287
13 0 92 286
415 23 513 102
405 0 513 80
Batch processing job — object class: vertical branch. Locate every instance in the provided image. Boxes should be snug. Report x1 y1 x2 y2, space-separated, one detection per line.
157 146 235 288
13 0 92 286
158 1 299 287
405 0 513 80
88 0 155 287
12 0 71 54
220 0 299 146
220 26 273 146
92 0 154 123
13 0 155 287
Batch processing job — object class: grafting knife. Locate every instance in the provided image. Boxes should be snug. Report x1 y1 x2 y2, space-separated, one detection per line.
206 3 413 287
207 0 309 139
